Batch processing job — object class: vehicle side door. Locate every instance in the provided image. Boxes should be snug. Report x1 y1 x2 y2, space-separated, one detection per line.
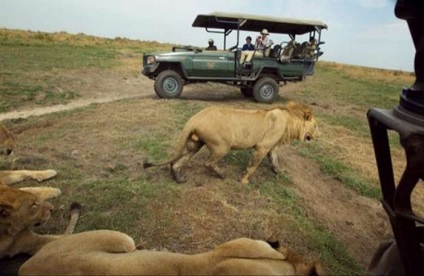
190 51 234 78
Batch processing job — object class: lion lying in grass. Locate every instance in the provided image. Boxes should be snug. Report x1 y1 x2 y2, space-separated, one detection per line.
0 124 57 186
144 101 318 184
19 230 322 275
0 186 81 258
0 123 81 258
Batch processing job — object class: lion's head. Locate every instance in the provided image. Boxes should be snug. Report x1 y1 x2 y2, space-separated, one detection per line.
0 187 54 235
284 101 319 142
302 115 318 142
266 235 324 275
0 124 16 156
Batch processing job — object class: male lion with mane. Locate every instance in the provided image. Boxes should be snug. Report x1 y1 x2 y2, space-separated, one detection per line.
144 101 318 184
19 230 323 275
1 124 57 186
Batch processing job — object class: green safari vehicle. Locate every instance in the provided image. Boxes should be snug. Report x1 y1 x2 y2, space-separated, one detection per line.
142 12 327 103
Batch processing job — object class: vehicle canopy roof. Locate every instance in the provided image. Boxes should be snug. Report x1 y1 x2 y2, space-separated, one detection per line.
192 11 328 35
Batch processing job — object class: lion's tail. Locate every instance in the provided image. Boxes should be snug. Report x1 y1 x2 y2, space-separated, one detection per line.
143 124 195 169
64 202 82 234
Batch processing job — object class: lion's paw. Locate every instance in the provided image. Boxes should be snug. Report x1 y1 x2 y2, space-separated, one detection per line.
19 187 62 200
35 170 57 182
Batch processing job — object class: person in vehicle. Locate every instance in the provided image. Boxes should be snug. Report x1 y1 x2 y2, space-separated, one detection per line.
240 36 255 64
205 38 217 51
255 29 273 57
304 37 317 58
303 37 318 75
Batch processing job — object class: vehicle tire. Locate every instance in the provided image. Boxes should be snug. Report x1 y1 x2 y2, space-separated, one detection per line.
252 77 279 103
240 87 253 97
154 70 184 98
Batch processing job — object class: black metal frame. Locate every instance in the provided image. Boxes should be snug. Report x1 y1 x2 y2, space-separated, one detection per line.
367 1 424 274
368 107 424 275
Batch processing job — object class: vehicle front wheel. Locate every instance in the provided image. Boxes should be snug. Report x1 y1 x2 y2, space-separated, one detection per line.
252 77 279 103
154 70 184 98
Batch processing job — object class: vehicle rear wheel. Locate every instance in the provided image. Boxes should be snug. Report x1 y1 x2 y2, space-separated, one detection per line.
240 87 253 97
154 70 184 98
252 77 279 103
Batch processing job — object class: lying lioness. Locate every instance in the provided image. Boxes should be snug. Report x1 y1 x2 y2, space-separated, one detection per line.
0 186 81 258
0 123 57 186
0 124 80 259
19 230 322 275
144 101 318 184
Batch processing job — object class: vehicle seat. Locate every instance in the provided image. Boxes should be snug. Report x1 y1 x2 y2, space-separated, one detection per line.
269 45 281 58
292 41 308 58
279 40 297 62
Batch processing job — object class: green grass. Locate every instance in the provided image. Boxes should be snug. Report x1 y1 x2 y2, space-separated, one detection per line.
136 136 172 162
74 177 180 236
37 176 180 240
0 35 118 112
297 143 381 199
0 41 117 71
303 64 402 110
0 28 174 112
223 149 252 168
172 101 206 129
258 179 363 275
318 113 370 138
318 112 402 148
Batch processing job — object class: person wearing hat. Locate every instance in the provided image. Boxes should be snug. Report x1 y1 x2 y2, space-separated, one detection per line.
255 29 273 57
205 38 217 51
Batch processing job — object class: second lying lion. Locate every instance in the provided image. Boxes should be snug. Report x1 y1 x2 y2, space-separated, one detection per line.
1 123 58 186
144 101 318 184
19 230 322 275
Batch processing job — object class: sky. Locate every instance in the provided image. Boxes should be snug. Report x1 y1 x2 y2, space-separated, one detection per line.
0 0 416 72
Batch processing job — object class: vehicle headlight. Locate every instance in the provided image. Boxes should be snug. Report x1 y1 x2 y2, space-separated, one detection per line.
146 56 156 65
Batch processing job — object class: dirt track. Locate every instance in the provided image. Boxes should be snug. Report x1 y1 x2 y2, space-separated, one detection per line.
0 72 392 269
0 72 151 121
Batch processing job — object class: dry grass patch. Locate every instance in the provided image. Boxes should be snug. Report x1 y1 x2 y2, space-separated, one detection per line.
321 61 415 84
